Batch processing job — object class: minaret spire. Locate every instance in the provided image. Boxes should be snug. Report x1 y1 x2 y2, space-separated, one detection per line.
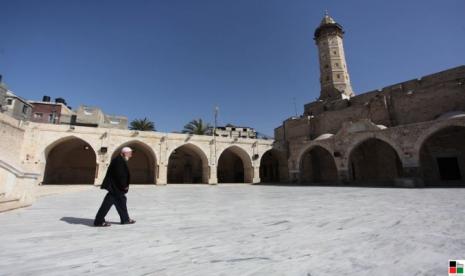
314 13 354 100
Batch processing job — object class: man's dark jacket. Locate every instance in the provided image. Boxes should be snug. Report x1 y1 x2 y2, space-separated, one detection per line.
101 155 130 194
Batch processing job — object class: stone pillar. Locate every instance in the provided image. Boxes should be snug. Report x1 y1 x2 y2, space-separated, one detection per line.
208 165 218 185
290 170 299 184
395 166 424 188
157 137 168 185
95 160 108 185
337 169 351 184
157 164 167 185
252 166 261 184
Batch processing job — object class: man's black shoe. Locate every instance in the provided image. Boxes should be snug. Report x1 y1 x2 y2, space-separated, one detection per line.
94 221 111 227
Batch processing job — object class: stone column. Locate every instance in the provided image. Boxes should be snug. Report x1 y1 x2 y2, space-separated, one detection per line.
395 152 424 187
337 169 351 184
395 166 424 188
252 166 261 184
157 164 167 185
95 158 108 185
208 165 218 185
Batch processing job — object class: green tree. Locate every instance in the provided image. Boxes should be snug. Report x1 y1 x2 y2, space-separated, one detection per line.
129 117 156 131
182 118 211 135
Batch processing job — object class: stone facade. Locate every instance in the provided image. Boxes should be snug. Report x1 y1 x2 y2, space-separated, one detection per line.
0 112 285 209
19 122 276 185
0 113 39 211
274 14 465 186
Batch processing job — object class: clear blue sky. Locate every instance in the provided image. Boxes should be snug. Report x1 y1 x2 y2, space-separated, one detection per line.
1 0 464 136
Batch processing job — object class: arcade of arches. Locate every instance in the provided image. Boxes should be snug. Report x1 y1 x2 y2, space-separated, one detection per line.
40 127 465 185
42 139 288 184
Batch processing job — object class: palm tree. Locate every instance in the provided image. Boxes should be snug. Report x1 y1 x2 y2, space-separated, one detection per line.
182 118 211 135
129 117 156 131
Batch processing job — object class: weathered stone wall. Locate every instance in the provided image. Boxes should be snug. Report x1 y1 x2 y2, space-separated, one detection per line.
296 66 465 139
0 116 282 209
16 122 275 186
276 66 465 186
0 113 26 167
0 113 39 209
281 116 465 186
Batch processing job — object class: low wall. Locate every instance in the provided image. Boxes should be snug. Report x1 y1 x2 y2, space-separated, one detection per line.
0 160 39 206
0 113 40 211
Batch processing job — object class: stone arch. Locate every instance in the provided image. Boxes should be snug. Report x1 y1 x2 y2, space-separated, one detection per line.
43 136 97 184
111 140 157 184
259 149 289 183
217 145 253 183
414 121 465 157
348 138 403 182
345 134 404 164
167 143 209 184
419 125 465 185
299 145 338 184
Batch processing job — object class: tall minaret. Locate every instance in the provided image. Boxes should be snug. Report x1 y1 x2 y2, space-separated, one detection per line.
314 11 354 100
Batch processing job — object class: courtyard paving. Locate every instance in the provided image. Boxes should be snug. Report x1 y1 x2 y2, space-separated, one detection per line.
0 184 464 275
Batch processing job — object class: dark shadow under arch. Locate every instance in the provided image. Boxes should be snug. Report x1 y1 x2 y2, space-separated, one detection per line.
217 146 253 183
43 137 96 184
420 126 465 185
168 144 209 184
300 146 338 184
260 149 289 183
348 138 402 182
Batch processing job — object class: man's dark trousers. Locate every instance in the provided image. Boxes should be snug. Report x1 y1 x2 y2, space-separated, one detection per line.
95 190 129 224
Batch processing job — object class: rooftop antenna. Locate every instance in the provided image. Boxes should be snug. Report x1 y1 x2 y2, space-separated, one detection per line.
212 106 219 165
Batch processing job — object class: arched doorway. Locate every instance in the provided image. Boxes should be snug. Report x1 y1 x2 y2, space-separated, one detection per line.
43 137 96 184
260 149 288 183
217 146 253 183
348 138 402 182
300 146 338 183
420 126 465 185
112 141 157 184
168 144 209 184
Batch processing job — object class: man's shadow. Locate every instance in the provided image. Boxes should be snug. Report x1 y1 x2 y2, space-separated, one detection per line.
60 217 118 227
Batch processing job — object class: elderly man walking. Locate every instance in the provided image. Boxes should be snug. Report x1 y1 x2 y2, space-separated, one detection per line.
94 146 136 227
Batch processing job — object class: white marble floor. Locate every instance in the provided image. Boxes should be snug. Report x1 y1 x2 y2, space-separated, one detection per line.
0 184 463 276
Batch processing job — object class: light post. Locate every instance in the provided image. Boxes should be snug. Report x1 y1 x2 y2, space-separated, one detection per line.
213 106 219 165
214 106 219 137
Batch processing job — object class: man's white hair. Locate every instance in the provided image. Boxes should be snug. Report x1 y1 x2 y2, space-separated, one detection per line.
121 147 133 153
